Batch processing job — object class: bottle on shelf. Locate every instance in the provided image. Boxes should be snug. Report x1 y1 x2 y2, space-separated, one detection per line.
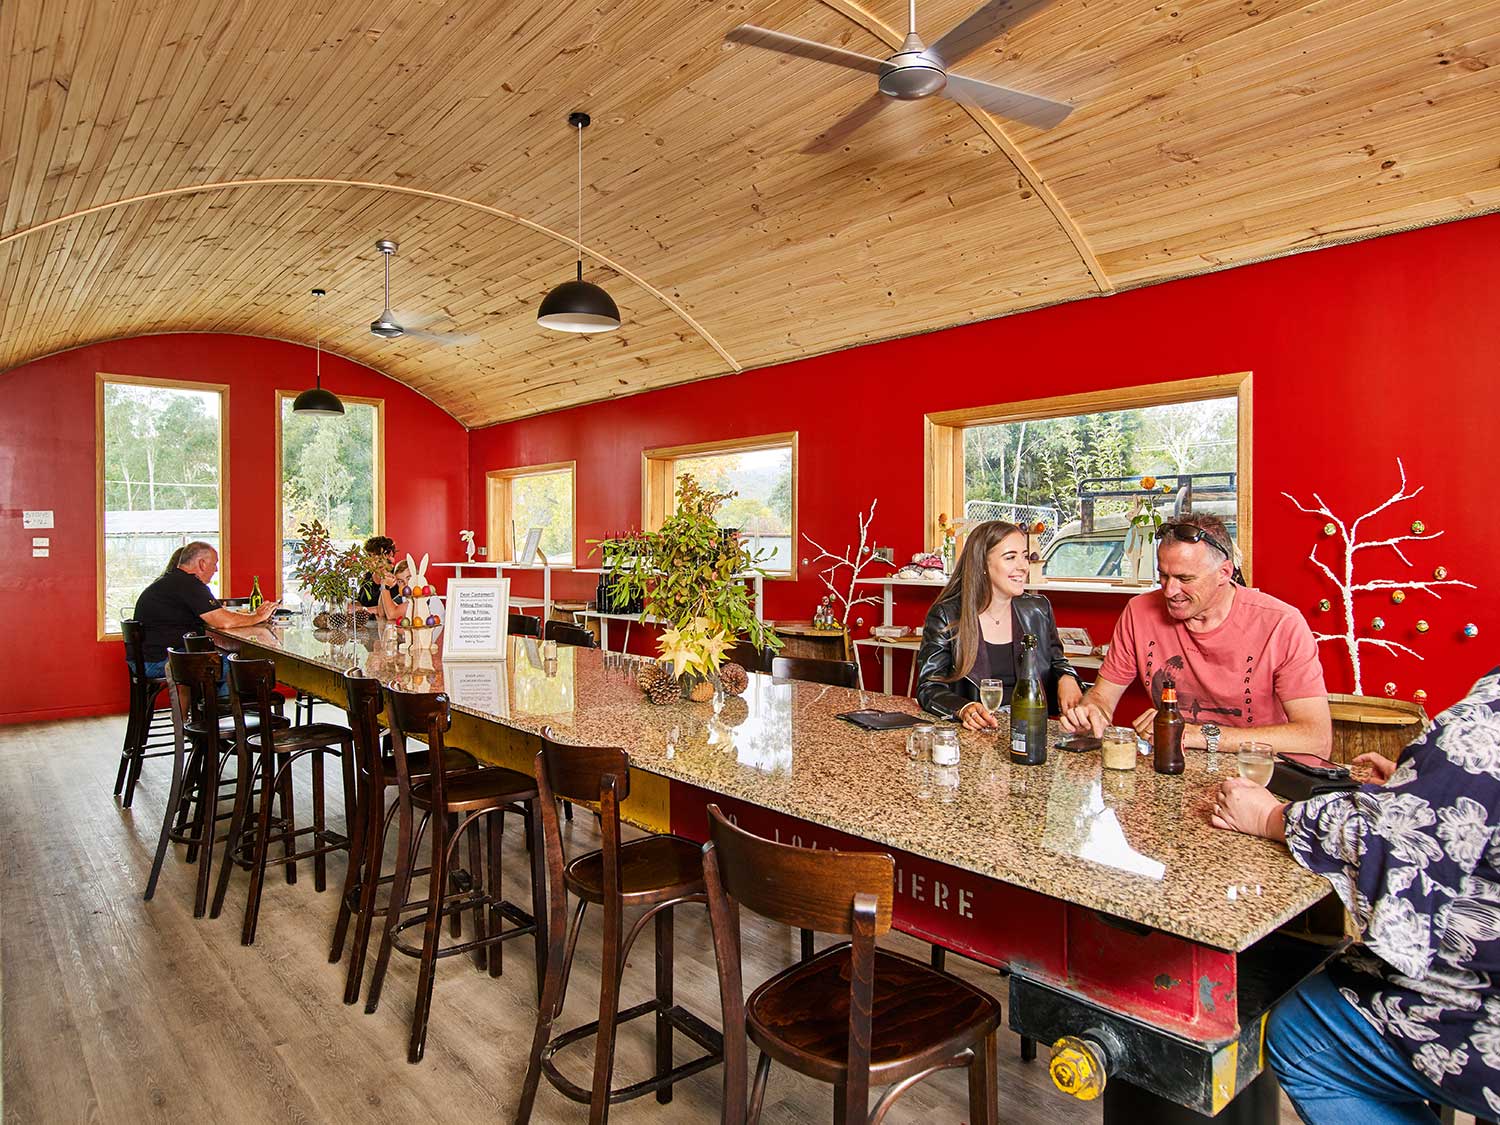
1153 682 1186 775
249 575 263 611
1009 633 1048 766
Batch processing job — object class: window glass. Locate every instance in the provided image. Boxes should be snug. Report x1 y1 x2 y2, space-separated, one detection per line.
101 381 223 633
674 446 794 573
510 469 574 564
280 397 380 604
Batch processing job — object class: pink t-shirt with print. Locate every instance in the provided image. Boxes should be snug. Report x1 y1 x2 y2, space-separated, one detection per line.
1097 586 1326 727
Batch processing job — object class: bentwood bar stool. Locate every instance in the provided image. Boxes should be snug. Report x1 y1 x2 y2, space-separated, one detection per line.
368 686 548 1064
701 805 1001 1125
115 619 174 808
516 732 723 1124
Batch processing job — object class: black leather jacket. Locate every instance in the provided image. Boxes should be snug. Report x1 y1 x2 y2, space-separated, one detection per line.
915 592 1079 720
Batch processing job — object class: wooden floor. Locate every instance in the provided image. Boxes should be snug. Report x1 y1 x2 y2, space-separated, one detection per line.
0 714 1332 1124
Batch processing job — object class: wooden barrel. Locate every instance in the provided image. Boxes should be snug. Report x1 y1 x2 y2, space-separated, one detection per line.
1327 694 1429 764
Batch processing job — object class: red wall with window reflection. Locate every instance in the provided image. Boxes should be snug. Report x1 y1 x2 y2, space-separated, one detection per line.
470 214 1500 713
0 335 468 723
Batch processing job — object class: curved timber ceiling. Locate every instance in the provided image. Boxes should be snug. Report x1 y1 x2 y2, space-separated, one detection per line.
2 0 1496 427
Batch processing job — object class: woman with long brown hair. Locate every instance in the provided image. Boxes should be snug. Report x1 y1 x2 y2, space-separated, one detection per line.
915 520 1083 731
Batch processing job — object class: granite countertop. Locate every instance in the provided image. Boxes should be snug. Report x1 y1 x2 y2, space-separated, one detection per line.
215 622 1334 952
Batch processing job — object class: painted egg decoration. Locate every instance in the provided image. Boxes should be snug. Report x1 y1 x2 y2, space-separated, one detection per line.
1317 598 1332 612
1384 682 1398 697
1322 523 1337 536
425 614 439 627
1434 566 1449 580
1415 620 1430 633
1410 519 1426 534
1464 623 1480 638
1414 690 1428 703
1371 617 1385 632
1390 590 1406 604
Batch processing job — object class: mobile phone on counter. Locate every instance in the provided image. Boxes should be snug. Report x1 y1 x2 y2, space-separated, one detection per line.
1276 752 1350 780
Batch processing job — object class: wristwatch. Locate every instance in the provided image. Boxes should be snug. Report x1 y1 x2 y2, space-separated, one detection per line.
1202 722 1222 753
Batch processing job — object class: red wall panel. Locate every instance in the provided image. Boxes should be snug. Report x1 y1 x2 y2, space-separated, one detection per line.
0 334 468 723
470 216 1500 711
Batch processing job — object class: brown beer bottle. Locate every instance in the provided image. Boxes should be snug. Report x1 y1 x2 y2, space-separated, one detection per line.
1153 682 1185 775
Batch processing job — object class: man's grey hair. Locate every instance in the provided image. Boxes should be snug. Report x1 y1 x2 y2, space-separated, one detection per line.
176 541 217 568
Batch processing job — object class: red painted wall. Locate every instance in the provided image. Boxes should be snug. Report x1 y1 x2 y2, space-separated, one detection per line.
470 215 1500 712
0 334 468 723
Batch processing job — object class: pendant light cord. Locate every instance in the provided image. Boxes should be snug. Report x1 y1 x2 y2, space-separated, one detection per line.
575 119 584 282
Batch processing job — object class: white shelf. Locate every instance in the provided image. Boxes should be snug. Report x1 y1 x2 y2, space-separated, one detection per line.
1027 580 1153 596
853 575 946 587
854 637 920 651
432 561 573 572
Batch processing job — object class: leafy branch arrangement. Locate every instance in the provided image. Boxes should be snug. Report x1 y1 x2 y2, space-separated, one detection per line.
594 474 780 675
292 519 373 604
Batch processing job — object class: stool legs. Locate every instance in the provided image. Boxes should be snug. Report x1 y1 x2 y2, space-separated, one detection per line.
589 891 624 1124
143 720 191 902
407 814 453 1063
655 907 675 1105
328 772 372 967
966 1030 999 1125
365 802 418 1015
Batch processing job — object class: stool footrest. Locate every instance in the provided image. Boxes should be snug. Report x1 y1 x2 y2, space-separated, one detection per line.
540 1001 724 1106
389 896 538 960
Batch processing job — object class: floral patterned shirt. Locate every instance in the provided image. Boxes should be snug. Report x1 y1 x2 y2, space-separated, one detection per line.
1283 668 1500 1116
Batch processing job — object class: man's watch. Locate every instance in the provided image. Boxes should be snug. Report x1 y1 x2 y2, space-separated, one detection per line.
1201 722 1222 753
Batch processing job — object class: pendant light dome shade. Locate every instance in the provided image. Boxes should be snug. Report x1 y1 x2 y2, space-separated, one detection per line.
293 289 345 415
539 112 620 334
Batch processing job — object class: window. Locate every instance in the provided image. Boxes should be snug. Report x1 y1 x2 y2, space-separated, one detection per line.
642 433 797 575
97 374 227 637
926 374 1251 584
486 462 576 565
278 392 384 604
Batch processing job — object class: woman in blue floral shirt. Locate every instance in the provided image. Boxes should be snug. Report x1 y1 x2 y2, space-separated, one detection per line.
1212 668 1500 1124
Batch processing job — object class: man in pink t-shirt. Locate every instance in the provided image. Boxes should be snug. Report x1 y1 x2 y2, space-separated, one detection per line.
1062 515 1332 755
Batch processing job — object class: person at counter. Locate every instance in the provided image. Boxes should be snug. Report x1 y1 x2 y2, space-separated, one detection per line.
1211 668 1500 1124
133 541 278 676
1060 514 1332 755
356 535 406 621
916 520 1082 731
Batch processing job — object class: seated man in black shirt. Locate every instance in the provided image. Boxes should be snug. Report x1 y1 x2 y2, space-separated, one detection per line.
356 535 406 621
133 541 278 680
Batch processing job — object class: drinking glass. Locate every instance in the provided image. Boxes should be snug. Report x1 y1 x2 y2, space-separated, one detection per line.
979 678 1005 715
906 723 935 761
931 727 961 766
1102 725 1138 771
1236 742 1275 786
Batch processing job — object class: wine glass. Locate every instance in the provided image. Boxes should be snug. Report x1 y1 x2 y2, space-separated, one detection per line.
1236 742 1275 786
979 678 1004 715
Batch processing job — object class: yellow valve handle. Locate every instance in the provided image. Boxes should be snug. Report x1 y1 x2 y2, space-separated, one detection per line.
1049 1035 1107 1101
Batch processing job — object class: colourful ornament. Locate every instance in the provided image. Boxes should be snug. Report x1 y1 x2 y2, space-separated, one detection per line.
1434 566 1449 580
402 585 413 597
1415 620 1430 633
1322 523 1337 537
1390 590 1406 604
1317 598 1332 612
1384 682 1398 697
1414 689 1428 703
1410 519 1426 534
429 613 441 626
1464 623 1480 638
1371 617 1385 632
425 614 439 627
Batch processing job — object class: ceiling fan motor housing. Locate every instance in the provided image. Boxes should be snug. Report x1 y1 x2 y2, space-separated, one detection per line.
879 34 946 100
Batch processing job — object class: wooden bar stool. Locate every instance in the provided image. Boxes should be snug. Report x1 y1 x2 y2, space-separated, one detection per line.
211 655 357 944
367 686 548 1064
328 670 480 1005
114 618 174 808
701 804 1001 1125
516 732 723 1124
770 656 860 689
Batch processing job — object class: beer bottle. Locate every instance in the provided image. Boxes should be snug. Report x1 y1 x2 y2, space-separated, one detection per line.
1009 633 1048 766
1154 682 1185 775
249 575 263 611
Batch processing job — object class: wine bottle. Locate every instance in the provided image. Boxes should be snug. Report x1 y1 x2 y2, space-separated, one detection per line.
249 575 263 611
1010 633 1048 766
1154 682 1185 775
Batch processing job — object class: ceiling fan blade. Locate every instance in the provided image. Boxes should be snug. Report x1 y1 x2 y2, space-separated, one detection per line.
928 0 1058 69
943 72 1072 129
403 327 477 347
801 93 890 154
727 25 886 75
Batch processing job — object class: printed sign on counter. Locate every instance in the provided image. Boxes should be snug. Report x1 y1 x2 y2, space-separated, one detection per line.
441 578 510 662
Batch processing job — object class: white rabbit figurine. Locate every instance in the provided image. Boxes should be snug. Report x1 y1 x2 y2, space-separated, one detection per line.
401 553 441 629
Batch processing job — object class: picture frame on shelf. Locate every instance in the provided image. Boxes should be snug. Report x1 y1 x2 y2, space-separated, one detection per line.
514 525 545 566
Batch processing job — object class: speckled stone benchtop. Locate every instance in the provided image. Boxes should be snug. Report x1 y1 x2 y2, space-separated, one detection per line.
214 623 1333 952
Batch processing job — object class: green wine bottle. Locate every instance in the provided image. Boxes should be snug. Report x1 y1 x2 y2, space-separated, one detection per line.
249 575 263 611
1009 633 1048 766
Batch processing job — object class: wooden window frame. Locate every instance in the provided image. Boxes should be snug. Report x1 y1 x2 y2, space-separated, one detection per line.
485 461 578 564
274 391 387 600
925 372 1253 584
96 372 231 640
641 431 799 578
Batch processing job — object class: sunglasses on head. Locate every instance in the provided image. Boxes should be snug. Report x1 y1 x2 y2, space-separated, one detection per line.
1154 522 1231 561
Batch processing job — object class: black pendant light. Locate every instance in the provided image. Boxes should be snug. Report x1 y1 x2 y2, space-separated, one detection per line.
538 112 621 333
292 288 345 416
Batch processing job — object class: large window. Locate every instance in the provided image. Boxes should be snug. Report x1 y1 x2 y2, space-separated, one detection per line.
278 393 384 603
98 375 227 637
926 374 1251 584
642 433 797 575
486 462 576 565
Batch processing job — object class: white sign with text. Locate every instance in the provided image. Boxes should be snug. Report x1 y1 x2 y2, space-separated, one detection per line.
441 578 510 662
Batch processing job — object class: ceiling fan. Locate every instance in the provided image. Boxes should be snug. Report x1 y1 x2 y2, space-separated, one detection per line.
367 239 475 345
728 0 1072 142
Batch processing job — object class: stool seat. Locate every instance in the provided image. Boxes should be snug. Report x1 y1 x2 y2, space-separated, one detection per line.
411 766 537 812
247 721 352 754
386 746 478 779
747 945 1001 1082
187 711 290 739
564 834 704 905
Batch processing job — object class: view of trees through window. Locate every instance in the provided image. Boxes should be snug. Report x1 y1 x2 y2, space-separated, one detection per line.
280 397 379 603
675 446 794 572
510 470 574 563
963 397 1238 580
101 381 223 633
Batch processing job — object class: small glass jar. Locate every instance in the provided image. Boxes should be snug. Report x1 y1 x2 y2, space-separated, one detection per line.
906 723 934 761
931 727 961 766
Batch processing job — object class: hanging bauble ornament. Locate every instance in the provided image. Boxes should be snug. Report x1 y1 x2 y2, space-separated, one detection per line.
1414 689 1428 703
1415 620 1430 633
1371 617 1385 632
1322 522 1338 536
1317 598 1332 612
1390 590 1406 604
1410 519 1426 534
1464 623 1480 638
1384 682 1398 697
1434 566 1449 580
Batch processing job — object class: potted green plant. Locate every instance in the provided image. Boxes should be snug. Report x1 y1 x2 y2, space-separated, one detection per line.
292 519 373 628
596 474 780 700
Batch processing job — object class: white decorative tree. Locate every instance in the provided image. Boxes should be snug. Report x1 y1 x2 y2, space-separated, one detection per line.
1283 459 1474 695
801 499 888 630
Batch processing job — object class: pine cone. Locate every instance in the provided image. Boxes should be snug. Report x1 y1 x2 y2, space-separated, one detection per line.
641 664 679 705
718 662 749 696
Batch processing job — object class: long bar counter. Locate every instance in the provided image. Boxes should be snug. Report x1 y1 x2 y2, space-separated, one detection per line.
212 621 1343 1122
